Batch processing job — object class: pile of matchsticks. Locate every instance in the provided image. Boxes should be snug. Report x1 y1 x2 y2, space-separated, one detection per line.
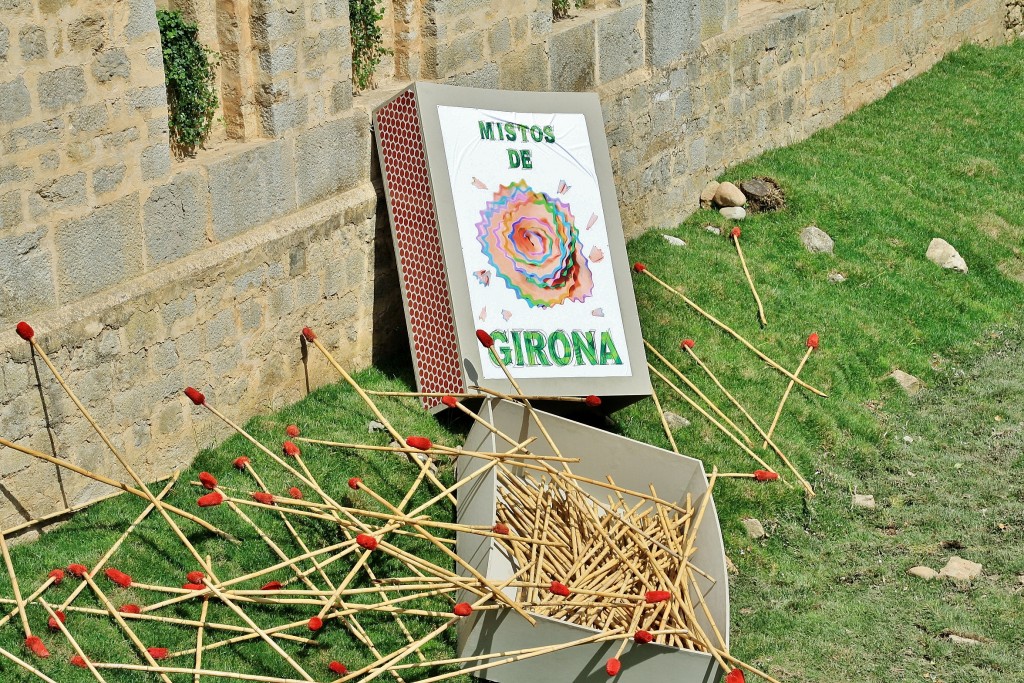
0 321 779 683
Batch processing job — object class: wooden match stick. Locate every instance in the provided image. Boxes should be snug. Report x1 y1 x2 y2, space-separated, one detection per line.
730 227 767 326
650 385 680 454
631 264 826 396
645 339 754 445
647 364 778 473
366 389 597 403
763 333 818 448
38 598 107 682
86 662 311 683
0 527 32 643
0 574 61 630
0 644 59 683
0 438 231 544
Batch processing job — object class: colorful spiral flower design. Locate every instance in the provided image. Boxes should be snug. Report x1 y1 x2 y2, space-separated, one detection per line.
475 181 594 308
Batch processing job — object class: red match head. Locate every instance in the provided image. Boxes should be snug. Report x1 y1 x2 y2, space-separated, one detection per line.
184 387 206 406
197 491 224 508
282 441 300 457
119 604 141 614
147 647 169 660
48 569 65 585
356 534 378 551
308 616 324 631
807 332 820 349
492 522 510 535
329 661 348 675
347 477 362 490
15 321 34 341
288 487 303 499
605 657 621 676
754 469 779 482
183 583 205 591
681 338 695 349
453 602 473 617
47 610 66 631
634 629 654 644
549 581 571 597
198 472 218 490
70 655 88 668
232 456 250 470
252 491 275 505
105 568 132 588
632 262 647 274
725 670 746 683
301 327 317 341
475 329 494 348
645 590 671 604
187 571 205 584
261 581 283 591
441 395 458 408
286 424 300 437
67 564 88 578
730 226 741 238
584 395 601 408
406 436 432 451
25 636 49 658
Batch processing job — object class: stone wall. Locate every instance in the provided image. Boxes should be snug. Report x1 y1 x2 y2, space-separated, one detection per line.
0 0 1008 531
1007 0 1024 40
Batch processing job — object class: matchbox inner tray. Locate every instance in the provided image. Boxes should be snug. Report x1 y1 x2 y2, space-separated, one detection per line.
455 399 729 682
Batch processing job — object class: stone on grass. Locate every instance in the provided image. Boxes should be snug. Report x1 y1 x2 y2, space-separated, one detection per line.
890 370 924 395
937 556 983 582
661 234 686 247
828 272 846 283
852 494 875 509
713 181 745 208
663 411 690 430
1017 574 1024 586
945 633 983 646
368 420 386 433
926 238 968 273
700 181 719 209
705 225 721 235
719 206 745 221
800 225 834 254
739 178 771 202
742 518 766 540
907 566 938 580
725 555 739 575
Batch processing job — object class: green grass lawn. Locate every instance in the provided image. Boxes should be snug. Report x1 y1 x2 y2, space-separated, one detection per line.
4 41 1024 682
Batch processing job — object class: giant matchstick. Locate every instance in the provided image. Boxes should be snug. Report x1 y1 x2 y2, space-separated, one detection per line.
729 228 767 326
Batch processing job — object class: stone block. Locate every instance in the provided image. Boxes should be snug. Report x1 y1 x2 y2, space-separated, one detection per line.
0 228 56 320
0 77 31 124
30 172 87 218
489 18 511 54
0 165 29 188
18 25 46 61
331 81 352 114
38 66 86 111
446 63 499 89
92 163 126 195
208 140 296 240
98 126 140 150
498 41 548 91
129 85 167 111
436 31 484 77
54 194 143 299
260 96 307 136
0 191 21 229
140 143 171 180
646 0 700 68
125 0 159 39
259 43 297 76
93 48 131 82
550 21 595 92
69 15 107 52
143 171 209 265
295 113 370 207
599 5 644 82
0 23 8 60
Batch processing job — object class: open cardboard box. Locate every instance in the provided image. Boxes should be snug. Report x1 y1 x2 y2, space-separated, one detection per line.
455 399 729 682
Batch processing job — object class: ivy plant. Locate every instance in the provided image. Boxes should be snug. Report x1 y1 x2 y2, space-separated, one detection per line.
553 0 587 21
350 0 391 92
157 9 219 156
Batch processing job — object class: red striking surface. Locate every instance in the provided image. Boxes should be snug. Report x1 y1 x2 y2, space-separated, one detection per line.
633 629 654 643
47 610 65 630
183 583 205 591
148 647 169 660
48 569 64 585
725 669 746 683
347 477 362 490
329 661 348 675
356 534 378 551
261 581 283 591
754 469 779 482
549 581 571 597
70 655 88 668
807 332 820 349
308 617 324 631
119 604 141 614
25 636 49 658
585 394 602 407
605 657 621 676
251 492 275 505
197 491 224 508
282 441 300 457
187 571 205 583
376 91 464 410
453 602 473 617
492 522 510 535
730 226 741 238
67 564 88 578
632 262 646 273
475 329 494 348
198 472 218 490
681 338 695 349
104 568 132 588
15 321 34 340
301 327 317 341
286 424 301 437
232 456 250 470
441 395 458 408
644 590 671 604
406 436 432 451
184 387 205 405
288 487 303 499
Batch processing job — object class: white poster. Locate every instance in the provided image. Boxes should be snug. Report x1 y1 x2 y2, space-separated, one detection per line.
437 105 632 380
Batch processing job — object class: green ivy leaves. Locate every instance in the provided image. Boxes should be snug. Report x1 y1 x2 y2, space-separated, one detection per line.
157 10 219 156
350 0 390 92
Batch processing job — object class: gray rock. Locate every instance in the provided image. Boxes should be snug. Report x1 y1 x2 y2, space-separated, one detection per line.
828 272 846 283
946 634 983 646
0 24 8 61
890 370 924 395
700 181 720 209
18 25 46 61
713 181 746 208
907 566 938 580
597 5 643 82
295 114 369 207
92 48 130 82
852 494 876 509
140 143 171 181
926 238 967 273
92 163 125 194
143 171 208 265
38 65 86 111
0 77 31 124
70 103 109 133
903 435 914 444
368 421 386 433
549 20 595 92
740 178 772 201
209 140 295 240
3 118 63 153
938 556 983 582
705 225 722 235
54 194 142 299
742 518 766 540
31 172 87 218
719 206 746 221
663 411 690 430
801 225 835 254
661 234 686 247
